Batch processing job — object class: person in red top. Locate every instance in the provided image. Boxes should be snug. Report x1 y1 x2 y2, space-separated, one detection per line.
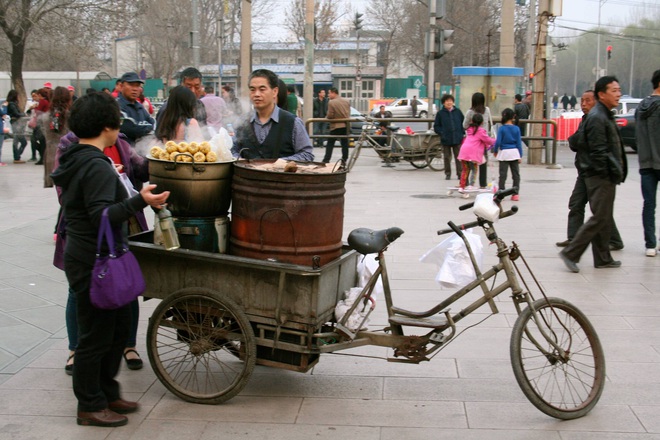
33 88 51 164
137 90 154 115
111 79 121 98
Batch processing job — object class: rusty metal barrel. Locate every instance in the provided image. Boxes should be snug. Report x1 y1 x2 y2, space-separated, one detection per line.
230 160 346 267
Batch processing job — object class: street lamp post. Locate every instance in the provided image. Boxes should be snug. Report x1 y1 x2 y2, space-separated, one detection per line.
595 0 608 81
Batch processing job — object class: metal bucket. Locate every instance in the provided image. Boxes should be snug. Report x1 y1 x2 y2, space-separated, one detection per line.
230 160 346 267
174 217 227 253
148 158 234 217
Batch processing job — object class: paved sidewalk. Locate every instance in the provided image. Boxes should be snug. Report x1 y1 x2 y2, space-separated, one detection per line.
1 138 659 439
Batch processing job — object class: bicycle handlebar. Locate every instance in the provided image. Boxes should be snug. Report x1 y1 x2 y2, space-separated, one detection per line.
437 206 519 236
458 187 518 211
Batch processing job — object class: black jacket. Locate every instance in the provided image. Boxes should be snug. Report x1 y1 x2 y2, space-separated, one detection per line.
575 101 627 184
636 95 660 170
50 143 147 265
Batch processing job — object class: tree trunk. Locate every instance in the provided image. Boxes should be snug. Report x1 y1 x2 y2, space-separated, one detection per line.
10 39 27 110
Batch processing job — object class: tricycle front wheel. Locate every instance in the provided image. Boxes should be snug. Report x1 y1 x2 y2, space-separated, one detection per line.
510 297 605 419
147 287 256 404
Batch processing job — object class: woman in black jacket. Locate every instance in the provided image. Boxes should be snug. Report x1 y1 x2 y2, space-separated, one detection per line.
51 92 169 427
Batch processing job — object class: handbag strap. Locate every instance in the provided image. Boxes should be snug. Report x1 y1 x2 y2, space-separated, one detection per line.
96 208 118 257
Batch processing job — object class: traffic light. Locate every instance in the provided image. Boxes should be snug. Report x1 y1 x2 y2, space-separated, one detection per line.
354 12 363 31
607 45 612 60
529 72 534 81
434 28 454 59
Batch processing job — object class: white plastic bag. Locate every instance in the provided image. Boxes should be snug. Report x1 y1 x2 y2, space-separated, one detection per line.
357 254 382 300
334 287 371 332
420 229 483 289
473 193 500 222
209 128 234 161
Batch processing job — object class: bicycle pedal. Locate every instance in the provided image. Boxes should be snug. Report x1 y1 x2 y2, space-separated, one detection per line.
429 331 449 345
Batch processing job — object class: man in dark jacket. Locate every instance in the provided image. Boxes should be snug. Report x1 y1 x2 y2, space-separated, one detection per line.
433 94 465 180
559 76 627 272
556 90 623 249
312 90 329 148
636 69 660 257
116 72 155 146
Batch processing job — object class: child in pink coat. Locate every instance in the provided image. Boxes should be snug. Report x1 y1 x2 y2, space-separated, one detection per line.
457 113 495 191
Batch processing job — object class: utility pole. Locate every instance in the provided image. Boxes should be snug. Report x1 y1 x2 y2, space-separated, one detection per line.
526 0 536 82
354 12 363 111
303 0 314 126
239 0 252 95
191 0 200 67
500 0 515 66
427 1 437 118
217 18 224 89
529 0 549 165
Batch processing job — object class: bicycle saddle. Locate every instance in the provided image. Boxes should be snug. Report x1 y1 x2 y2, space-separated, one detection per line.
348 227 404 255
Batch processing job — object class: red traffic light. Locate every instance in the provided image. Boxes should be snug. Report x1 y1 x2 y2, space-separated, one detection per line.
607 45 612 59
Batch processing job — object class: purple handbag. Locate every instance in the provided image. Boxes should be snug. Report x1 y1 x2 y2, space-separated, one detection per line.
90 208 146 310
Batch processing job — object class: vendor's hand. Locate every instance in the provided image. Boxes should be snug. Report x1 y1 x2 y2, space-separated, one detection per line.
140 184 170 209
518 159 522 164
114 164 124 172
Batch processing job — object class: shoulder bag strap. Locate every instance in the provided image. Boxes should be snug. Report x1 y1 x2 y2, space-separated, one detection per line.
96 208 118 257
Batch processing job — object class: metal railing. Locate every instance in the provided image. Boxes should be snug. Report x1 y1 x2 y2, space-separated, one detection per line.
304 117 559 166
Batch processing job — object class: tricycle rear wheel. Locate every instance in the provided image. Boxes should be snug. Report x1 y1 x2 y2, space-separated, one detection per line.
147 287 256 404
425 141 444 171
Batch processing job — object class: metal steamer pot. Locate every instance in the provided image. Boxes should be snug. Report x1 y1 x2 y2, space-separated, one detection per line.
148 156 235 217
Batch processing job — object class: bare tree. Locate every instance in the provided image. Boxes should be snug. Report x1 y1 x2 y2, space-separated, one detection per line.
284 0 346 45
0 0 118 107
366 0 411 95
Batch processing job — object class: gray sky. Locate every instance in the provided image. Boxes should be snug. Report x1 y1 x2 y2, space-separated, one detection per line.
255 0 660 41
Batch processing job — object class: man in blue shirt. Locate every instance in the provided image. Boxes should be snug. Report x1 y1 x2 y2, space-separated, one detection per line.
231 69 314 162
116 72 154 146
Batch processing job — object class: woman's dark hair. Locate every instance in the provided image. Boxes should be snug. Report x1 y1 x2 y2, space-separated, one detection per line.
470 92 486 115
69 92 121 139
6 90 18 103
501 108 515 124
86 88 97 95
51 86 72 129
277 78 288 111
38 88 51 101
441 94 455 104
156 85 197 141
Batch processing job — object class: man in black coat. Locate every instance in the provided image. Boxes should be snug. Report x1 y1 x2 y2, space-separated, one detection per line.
559 76 627 272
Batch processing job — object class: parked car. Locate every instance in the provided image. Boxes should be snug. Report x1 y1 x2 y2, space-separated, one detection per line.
615 96 642 115
378 98 436 119
616 113 636 151
349 106 366 135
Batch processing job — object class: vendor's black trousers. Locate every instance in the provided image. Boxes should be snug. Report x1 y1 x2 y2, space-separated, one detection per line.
561 175 617 267
65 256 130 412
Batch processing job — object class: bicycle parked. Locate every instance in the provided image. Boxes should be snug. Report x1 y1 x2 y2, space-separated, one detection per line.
346 118 444 172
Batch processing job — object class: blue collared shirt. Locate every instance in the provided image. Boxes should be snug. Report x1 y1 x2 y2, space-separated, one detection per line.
231 106 314 162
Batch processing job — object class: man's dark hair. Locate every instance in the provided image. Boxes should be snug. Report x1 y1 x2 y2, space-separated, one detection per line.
204 85 215 94
594 75 619 100
69 92 121 139
582 89 595 97
652 69 660 90
329 87 339 95
514 94 522 102
86 88 96 95
441 94 454 104
249 69 279 89
180 67 202 82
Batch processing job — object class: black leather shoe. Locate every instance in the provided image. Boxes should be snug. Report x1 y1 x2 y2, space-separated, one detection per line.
609 244 624 251
595 260 622 268
77 409 127 427
108 399 139 414
556 239 571 247
559 252 580 273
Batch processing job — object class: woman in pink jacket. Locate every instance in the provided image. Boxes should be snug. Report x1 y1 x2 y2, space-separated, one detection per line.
457 113 495 191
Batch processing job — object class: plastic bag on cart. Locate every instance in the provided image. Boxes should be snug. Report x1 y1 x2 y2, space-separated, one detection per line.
357 254 383 300
420 229 483 289
335 287 371 332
